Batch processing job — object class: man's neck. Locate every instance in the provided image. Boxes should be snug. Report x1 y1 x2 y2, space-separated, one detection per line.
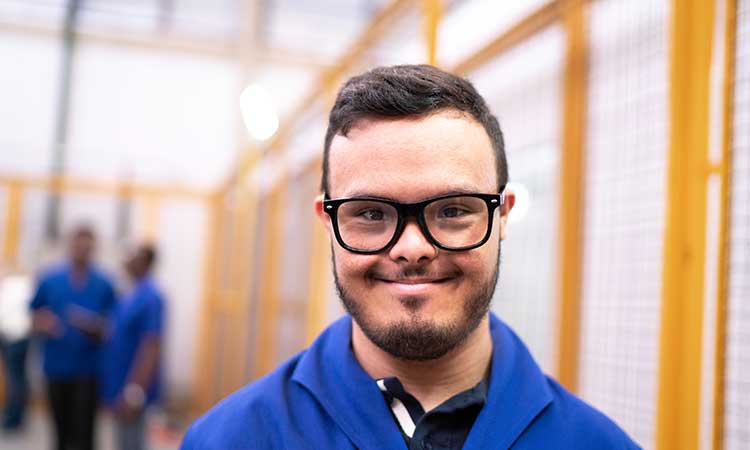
351 316 493 413
70 262 90 276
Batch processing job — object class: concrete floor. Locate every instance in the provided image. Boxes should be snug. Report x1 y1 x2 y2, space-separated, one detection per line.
0 411 183 450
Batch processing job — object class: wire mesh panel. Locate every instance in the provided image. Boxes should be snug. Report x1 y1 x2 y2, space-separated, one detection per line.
244 194 268 381
364 4 425 66
438 0 548 68
578 0 670 446
276 169 318 363
469 26 564 374
17 189 54 272
153 198 208 399
724 0 750 447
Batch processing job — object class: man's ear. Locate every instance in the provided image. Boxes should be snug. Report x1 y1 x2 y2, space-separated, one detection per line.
314 193 333 232
498 190 516 241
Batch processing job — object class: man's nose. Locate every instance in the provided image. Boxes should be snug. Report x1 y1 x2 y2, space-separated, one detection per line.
387 219 437 263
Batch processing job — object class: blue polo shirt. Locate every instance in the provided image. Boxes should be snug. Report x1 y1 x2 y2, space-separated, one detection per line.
181 314 641 449
99 277 165 406
29 264 116 379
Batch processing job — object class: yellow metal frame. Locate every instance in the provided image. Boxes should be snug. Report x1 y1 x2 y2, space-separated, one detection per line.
555 0 588 392
0 173 209 271
711 0 737 448
421 0 442 66
192 192 222 413
304 158 330 345
656 0 715 449
224 186 259 394
0 174 215 412
2 181 23 268
253 182 288 377
452 1 560 75
0 173 210 200
206 8 735 447
228 0 414 187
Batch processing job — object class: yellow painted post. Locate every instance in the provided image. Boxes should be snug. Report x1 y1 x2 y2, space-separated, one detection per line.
421 0 442 66
253 181 288 378
2 181 23 268
305 160 330 345
656 0 715 449
214 193 239 398
305 218 330 345
555 0 588 392
711 0 737 448
192 192 221 415
224 185 258 394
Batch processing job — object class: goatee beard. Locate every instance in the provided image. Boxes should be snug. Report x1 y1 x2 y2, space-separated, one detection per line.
333 248 500 361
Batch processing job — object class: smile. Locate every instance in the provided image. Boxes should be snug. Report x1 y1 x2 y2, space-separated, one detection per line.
374 276 457 294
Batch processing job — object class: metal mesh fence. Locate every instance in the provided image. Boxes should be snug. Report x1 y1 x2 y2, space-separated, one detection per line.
469 25 564 374
276 169 319 363
578 0 670 446
724 0 750 447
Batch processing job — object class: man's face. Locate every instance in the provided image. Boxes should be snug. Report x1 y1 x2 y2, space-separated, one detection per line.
70 234 95 267
124 248 146 279
316 111 514 361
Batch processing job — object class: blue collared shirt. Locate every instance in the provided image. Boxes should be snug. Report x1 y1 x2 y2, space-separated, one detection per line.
99 277 165 406
29 264 116 379
181 314 641 449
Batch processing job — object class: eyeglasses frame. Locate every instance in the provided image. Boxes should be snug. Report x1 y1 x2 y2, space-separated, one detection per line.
322 188 506 255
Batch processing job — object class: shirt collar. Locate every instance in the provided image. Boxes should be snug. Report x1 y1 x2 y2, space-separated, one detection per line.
292 313 553 450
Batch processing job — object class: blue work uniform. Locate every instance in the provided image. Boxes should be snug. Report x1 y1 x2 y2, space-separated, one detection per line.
99 277 165 407
29 264 116 379
181 314 641 450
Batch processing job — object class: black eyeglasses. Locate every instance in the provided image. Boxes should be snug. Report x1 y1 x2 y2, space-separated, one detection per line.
322 188 505 254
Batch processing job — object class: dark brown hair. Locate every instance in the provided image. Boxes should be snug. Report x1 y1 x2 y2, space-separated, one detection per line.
322 64 508 193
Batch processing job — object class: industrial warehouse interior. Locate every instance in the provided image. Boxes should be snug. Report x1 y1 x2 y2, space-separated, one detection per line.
0 0 748 449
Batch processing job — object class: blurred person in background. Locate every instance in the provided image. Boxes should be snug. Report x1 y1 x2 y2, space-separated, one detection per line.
100 243 165 450
30 225 117 450
0 270 33 432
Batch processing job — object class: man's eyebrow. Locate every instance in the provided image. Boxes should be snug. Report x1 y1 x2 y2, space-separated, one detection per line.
342 186 483 201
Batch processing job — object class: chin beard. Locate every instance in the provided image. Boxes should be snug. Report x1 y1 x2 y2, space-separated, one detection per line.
333 248 500 361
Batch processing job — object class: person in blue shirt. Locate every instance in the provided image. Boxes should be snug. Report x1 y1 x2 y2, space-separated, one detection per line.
100 243 165 450
181 65 641 449
30 225 116 450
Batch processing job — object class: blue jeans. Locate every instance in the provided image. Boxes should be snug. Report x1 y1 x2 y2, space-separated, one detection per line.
115 410 147 450
0 338 29 430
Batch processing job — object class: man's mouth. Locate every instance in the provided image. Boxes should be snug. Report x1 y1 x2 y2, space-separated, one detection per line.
375 276 453 284
371 274 460 297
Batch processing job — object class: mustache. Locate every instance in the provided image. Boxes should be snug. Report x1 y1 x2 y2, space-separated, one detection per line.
366 266 463 282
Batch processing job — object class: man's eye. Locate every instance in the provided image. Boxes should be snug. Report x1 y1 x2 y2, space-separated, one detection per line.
359 209 385 221
439 207 467 218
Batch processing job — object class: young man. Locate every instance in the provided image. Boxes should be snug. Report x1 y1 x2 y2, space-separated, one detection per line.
30 225 117 450
181 65 640 449
100 244 165 450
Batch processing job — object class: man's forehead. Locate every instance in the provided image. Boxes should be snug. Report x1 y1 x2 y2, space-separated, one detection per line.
327 113 497 199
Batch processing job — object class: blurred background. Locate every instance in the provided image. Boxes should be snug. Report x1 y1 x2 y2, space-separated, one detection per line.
0 0 747 449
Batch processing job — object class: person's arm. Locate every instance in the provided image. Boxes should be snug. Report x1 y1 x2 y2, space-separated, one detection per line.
118 335 161 418
67 277 117 342
31 309 63 337
29 278 62 338
118 295 164 418
66 304 108 342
